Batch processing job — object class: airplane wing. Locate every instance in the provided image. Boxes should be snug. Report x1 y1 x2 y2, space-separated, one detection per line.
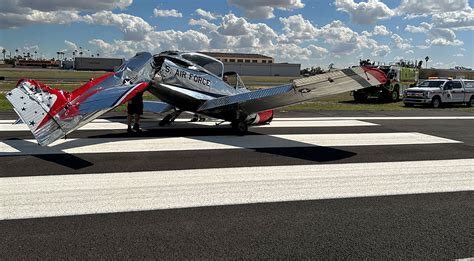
197 66 386 114
6 52 155 146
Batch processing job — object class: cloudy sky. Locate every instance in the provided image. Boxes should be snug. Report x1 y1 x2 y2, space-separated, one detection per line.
0 0 473 68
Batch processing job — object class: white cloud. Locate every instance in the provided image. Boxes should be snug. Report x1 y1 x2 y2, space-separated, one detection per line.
7 0 133 12
153 8 183 18
397 0 470 16
428 28 464 46
64 40 79 53
431 8 474 30
405 50 414 54
0 10 83 29
372 44 390 56
228 0 304 19
0 0 133 28
279 15 319 42
391 33 412 49
335 0 396 24
148 30 210 51
89 38 159 57
405 22 432 33
373 25 391 35
264 44 312 63
217 13 252 35
318 20 379 55
83 11 154 41
453 53 464 57
308 44 329 59
195 8 220 20
215 13 277 48
189 18 219 31
405 22 464 46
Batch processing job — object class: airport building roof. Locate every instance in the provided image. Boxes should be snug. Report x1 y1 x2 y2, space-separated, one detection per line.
199 52 273 59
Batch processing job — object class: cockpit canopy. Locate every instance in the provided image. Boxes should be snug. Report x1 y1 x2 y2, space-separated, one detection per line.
180 52 224 78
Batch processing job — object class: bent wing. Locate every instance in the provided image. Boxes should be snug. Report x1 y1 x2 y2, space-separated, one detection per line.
197 66 386 114
6 52 154 146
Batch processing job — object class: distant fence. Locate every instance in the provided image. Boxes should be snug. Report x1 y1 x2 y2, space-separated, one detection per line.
420 69 474 80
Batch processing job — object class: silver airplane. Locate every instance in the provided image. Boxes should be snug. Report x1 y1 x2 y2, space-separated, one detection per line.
7 51 387 146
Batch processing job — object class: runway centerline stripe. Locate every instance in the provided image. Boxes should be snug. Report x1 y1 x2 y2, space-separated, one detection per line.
1 159 473 220
0 132 461 156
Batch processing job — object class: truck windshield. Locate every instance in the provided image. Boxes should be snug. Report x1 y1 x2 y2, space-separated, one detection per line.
418 81 445 88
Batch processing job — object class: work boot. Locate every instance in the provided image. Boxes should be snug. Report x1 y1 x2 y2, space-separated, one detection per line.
127 126 133 134
133 123 141 132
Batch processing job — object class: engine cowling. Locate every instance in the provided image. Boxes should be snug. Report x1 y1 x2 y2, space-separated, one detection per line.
249 110 274 125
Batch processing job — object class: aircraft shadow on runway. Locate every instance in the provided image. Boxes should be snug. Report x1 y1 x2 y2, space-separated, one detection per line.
2 138 95 169
2 121 357 169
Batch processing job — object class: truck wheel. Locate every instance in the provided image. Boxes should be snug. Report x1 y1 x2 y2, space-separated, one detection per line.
431 97 441 108
467 96 474 107
391 88 400 102
353 91 368 102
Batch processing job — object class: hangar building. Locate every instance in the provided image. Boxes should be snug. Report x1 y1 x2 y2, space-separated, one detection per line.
199 52 301 77
74 57 124 71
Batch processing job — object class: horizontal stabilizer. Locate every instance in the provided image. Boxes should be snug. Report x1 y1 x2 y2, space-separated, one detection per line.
6 80 66 145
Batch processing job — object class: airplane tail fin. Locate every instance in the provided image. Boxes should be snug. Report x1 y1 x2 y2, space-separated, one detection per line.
6 79 72 146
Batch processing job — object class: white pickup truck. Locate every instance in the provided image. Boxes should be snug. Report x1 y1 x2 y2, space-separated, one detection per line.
403 79 474 108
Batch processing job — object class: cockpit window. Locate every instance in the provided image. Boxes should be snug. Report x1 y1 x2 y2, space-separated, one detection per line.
181 53 223 77
418 80 446 88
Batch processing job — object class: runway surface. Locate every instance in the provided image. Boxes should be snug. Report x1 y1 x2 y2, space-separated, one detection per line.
0 111 473 259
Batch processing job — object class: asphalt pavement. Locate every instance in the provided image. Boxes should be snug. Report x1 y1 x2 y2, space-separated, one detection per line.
0 110 473 259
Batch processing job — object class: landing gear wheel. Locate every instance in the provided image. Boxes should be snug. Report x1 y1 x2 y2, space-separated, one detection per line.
232 120 248 135
431 97 441 108
159 114 173 126
159 110 182 126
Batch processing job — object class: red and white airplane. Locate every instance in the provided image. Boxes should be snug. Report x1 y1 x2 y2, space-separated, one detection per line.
7 51 386 146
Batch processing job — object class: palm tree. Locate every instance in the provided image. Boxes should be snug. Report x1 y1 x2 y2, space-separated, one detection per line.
425 56 429 68
1 49 6 60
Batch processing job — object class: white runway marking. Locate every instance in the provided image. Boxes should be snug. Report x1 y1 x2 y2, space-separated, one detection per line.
0 119 113 124
0 119 377 131
274 116 474 120
0 132 461 155
186 119 378 127
2 159 473 220
2 115 473 130
0 122 128 131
